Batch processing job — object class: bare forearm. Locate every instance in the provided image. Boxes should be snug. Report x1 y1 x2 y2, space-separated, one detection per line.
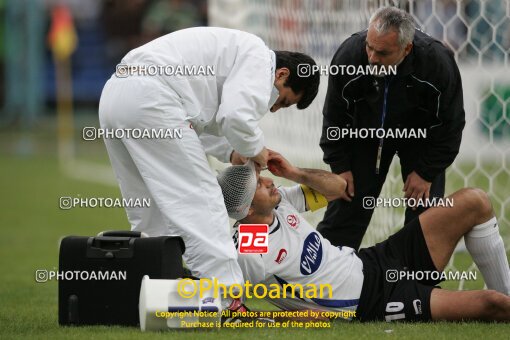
288 168 347 201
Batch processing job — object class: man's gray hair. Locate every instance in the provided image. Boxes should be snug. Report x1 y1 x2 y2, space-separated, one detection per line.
369 7 415 48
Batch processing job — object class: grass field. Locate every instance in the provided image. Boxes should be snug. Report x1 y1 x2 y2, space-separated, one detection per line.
1 130 509 339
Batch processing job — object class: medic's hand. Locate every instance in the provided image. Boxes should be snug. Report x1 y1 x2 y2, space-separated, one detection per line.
230 151 248 165
249 147 269 170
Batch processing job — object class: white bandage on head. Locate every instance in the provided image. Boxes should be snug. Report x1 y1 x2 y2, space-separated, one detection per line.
217 161 257 220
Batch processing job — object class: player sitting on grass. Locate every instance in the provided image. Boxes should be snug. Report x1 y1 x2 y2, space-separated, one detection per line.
217 151 510 322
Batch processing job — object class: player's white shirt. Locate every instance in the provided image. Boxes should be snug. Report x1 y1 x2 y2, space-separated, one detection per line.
234 185 364 315
120 27 276 161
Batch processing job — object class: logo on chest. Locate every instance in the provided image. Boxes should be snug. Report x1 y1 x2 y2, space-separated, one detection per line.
275 248 288 264
286 214 299 228
300 232 323 275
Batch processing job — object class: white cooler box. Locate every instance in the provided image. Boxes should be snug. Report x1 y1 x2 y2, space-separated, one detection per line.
139 276 222 331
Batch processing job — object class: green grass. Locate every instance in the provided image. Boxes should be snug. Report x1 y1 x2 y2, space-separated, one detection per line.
1 132 510 339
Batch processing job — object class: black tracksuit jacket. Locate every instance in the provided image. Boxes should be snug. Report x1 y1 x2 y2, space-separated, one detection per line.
320 29 465 182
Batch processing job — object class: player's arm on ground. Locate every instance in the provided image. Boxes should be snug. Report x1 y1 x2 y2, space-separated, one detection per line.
267 150 346 202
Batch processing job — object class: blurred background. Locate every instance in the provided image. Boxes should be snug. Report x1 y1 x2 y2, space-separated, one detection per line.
0 0 509 298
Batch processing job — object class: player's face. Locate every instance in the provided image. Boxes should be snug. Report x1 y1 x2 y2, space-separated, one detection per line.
271 68 303 112
365 23 412 71
250 174 281 215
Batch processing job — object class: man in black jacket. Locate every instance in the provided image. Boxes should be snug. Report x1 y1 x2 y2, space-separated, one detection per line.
318 7 465 249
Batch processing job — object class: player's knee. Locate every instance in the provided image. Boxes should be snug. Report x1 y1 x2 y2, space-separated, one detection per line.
457 188 492 220
470 188 493 219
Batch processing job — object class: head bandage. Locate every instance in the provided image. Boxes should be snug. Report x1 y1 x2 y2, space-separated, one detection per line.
217 161 257 220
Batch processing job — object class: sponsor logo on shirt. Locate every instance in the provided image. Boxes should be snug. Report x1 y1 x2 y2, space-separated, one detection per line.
300 232 323 275
287 214 299 228
275 249 288 264
238 224 269 254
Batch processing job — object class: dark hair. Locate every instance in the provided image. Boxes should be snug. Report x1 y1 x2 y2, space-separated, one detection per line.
274 50 320 109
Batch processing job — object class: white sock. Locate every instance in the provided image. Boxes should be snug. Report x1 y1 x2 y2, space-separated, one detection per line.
464 217 510 295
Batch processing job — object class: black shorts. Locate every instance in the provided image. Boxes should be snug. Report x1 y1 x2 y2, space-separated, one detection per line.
355 218 442 322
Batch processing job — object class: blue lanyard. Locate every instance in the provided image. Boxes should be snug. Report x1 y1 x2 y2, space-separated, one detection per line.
376 76 391 174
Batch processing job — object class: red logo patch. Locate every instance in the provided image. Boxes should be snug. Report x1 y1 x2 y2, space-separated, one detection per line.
287 214 299 228
238 224 268 254
275 249 287 264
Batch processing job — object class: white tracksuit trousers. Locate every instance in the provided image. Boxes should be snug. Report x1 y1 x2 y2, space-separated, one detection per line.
98 76 243 286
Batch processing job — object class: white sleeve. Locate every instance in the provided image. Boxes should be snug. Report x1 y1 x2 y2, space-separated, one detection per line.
216 44 272 157
278 185 307 213
198 133 233 163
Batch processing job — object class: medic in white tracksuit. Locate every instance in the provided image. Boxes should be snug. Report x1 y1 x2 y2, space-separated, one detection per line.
98 27 318 288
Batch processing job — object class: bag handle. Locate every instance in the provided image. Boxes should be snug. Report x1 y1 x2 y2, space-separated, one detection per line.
97 230 148 238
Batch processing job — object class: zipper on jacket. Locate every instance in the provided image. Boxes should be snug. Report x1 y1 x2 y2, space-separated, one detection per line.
376 77 391 174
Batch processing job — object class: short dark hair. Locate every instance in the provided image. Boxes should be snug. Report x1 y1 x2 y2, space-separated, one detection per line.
274 51 320 109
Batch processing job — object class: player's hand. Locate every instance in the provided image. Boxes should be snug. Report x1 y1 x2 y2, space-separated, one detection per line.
403 171 431 209
338 171 355 202
267 149 298 180
249 147 269 170
230 151 248 165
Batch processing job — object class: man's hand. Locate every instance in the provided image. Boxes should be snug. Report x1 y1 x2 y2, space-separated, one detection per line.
249 147 269 170
230 151 248 165
403 171 431 208
268 150 346 202
338 171 355 202
267 149 299 180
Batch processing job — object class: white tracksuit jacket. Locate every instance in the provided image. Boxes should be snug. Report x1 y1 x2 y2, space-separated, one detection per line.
121 26 278 160
99 27 277 287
